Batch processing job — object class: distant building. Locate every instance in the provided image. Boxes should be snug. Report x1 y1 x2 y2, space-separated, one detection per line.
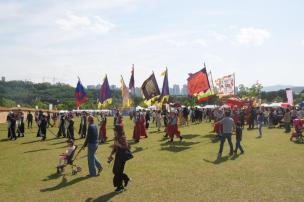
87 85 96 90
96 84 101 89
181 84 188 96
172 84 180 95
110 85 117 90
135 87 142 97
1 76 5 82
169 88 174 95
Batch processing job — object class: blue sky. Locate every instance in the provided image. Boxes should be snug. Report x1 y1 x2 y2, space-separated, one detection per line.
0 0 303 88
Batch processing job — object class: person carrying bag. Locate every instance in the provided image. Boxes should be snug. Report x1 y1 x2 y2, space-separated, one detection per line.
108 126 132 193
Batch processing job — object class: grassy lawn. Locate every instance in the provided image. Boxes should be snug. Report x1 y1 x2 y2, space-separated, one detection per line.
1 117 304 202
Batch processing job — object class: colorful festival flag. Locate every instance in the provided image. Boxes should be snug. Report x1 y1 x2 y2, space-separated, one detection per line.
286 88 293 106
141 73 160 106
98 75 112 108
75 78 88 108
215 73 235 96
129 65 135 91
196 89 214 103
121 76 131 107
187 68 211 96
160 68 170 103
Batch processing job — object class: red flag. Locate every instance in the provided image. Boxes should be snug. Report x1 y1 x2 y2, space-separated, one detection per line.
187 68 210 96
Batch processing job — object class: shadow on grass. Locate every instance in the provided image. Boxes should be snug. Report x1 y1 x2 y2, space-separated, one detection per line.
132 146 144 154
203 156 230 165
0 138 11 142
50 140 68 145
85 192 117 202
22 137 57 144
40 175 90 192
24 148 50 153
160 141 200 153
201 133 220 143
182 134 200 139
42 173 63 181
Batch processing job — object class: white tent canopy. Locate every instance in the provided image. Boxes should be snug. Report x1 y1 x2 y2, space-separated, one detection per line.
202 105 218 109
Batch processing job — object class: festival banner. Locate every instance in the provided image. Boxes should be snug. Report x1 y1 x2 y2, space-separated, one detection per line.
121 76 132 108
129 64 135 92
286 88 293 106
196 89 214 103
75 78 88 108
159 68 170 103
141 73 160 106
187 68 211 96
215 73 235 96
98 75 112 108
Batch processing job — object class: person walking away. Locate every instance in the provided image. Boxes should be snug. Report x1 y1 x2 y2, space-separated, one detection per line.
7 113 12 139
78 112 87 138
216 111 235 160
98 113 107 143
257 112 264 138
283 109 291 133
27 111 33 129
36 111 43 137
83 116 103 177
108 126 132 193
234 122 244 155
156 110 162 132
145 110 150 129
10 113 17 140
40 115 48 141
17 112 25 137
68 116 75 140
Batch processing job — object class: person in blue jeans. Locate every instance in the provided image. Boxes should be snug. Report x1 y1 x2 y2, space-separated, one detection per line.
83 115 103 177
216 111 235 160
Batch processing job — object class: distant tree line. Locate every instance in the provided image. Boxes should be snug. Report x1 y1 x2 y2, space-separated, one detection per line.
0 80 303 109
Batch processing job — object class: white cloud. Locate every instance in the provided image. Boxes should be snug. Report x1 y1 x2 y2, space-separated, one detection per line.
237 27 271 46
208 31 227 41
166 39 188 47
301 40 304 46
194 38 207 46
56 11 115 33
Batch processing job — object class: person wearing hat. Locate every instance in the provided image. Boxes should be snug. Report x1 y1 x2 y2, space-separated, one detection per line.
83 115 103 177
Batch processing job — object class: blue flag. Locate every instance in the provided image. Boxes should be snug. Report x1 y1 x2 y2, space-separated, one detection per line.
75 79 88 108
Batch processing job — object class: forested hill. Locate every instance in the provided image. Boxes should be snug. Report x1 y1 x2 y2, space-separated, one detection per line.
0 80 121 109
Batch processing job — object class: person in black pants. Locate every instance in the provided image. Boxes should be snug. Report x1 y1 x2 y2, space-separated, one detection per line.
7 113 12 139
40 115 47 141
37 111 43 137
78 112 87 138
27 111 33 129
10 113 17 140
108 126 131 193
68 117 75 140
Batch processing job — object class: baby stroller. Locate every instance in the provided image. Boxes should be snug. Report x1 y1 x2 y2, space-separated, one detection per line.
290 119 303 143
57 145 82 175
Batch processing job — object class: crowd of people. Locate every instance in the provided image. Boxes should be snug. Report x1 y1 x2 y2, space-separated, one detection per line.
3 104 304 193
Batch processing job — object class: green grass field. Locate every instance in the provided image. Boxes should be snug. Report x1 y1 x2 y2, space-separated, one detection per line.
1 117 304 202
